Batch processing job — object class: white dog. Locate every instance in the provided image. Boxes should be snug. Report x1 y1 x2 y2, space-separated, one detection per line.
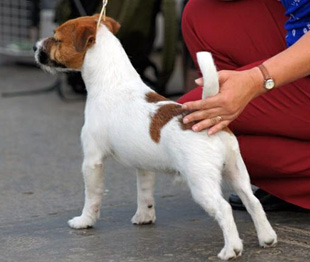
34 15 277 260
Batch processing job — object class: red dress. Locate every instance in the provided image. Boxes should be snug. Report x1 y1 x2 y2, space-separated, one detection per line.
178 0 310 209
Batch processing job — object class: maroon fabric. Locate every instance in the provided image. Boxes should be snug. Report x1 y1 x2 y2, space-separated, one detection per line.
179 0 310 209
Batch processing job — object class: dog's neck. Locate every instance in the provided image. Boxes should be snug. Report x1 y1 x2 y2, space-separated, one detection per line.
81 26 141 95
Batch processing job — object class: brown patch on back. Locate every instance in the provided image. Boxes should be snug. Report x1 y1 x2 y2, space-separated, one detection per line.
150 103 195 143
145 92 170 103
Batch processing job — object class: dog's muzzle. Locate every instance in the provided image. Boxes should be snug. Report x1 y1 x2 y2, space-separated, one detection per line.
34 40 67 73
37 49 50 65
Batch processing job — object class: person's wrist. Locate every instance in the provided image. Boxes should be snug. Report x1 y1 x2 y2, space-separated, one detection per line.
248 67 267 97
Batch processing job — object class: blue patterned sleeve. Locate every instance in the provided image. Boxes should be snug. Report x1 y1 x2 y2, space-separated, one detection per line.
281 0 310 47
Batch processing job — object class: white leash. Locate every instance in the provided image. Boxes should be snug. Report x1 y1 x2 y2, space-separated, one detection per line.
97 0 109 31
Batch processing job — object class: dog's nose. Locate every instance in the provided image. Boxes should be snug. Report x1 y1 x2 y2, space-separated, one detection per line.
33 45 37 52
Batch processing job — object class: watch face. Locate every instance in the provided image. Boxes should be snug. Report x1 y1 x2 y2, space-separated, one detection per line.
265 79 275 90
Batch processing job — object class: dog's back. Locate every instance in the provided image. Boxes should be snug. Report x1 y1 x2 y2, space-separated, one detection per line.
83 50 233 177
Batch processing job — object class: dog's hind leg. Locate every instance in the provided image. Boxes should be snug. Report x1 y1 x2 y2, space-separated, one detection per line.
223 135 277 248
185 167 243 260
131 169 156 225
68 131 106 229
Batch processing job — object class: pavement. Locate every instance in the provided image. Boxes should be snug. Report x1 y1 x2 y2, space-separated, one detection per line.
0 58 309 262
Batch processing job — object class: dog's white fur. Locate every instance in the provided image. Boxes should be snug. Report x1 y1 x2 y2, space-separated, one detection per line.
36 24 277 260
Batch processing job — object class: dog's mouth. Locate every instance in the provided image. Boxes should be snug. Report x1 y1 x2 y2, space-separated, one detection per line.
34 39 73 74
39 50 66 66
35 50 69 74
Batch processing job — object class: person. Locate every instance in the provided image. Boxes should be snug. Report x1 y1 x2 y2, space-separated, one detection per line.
178 0 310 210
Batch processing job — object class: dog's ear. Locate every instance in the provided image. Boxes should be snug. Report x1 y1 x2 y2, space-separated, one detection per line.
74 25 96 53
93 14 121 35
103 17 121 35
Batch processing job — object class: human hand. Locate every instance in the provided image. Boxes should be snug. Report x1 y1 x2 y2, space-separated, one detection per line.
182 67 265 135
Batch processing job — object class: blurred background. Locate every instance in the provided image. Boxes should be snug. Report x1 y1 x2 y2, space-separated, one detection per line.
0 0 197 99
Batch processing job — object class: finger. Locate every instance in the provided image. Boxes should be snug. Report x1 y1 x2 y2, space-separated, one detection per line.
184 109 238 124
191 118 217 132
208 120 231 135
182 96 221 110
195 77 203 86
191 116 227 132
183 108 222 123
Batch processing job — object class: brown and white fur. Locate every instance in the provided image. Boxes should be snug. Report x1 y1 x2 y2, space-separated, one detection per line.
34 15 277 260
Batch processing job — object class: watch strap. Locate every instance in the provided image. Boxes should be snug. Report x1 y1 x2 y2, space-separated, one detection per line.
258 64 275 90
258 64 270 80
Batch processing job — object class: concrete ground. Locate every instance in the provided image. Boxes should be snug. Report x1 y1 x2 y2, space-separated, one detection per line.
0 58 309 262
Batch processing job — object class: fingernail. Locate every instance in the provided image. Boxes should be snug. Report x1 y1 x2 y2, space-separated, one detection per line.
193 126 198 132
182 104 188 109
208 130 213 135
195 79 200 85
183 118 189 124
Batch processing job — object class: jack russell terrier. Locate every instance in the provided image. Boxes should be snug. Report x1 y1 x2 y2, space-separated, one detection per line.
34 15 277 260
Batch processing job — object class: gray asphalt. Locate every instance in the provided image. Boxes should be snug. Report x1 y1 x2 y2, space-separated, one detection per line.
0 60 309 262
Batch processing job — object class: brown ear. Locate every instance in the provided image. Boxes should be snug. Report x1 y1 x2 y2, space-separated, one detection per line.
74 25 96 52
103 17 121 35
93 15 121 35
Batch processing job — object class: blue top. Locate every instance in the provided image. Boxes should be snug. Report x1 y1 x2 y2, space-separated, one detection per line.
281 0 310 46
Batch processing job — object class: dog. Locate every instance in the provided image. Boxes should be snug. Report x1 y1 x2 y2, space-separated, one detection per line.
34 15 277 260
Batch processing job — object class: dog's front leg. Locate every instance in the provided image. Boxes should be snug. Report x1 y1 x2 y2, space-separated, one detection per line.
68 131 106 229
131 170 156 225
68 158 105 229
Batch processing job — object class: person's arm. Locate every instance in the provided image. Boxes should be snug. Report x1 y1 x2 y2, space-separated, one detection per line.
182 31 310 135
264 32 310 86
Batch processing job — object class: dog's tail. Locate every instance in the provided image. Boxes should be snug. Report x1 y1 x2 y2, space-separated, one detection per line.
196 52 219 99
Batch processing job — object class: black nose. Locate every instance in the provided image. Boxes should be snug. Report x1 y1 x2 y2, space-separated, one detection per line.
33 45 37 52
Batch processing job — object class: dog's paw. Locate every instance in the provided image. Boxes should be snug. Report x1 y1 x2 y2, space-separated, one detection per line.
217 240 243 260
258 229 277 248
68 216 96 229
131 209 156 225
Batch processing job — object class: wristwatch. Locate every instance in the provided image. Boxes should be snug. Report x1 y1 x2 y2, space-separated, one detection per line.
258 64 275 90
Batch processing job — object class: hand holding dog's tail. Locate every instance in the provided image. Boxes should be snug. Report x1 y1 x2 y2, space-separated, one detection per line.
196 52 219 99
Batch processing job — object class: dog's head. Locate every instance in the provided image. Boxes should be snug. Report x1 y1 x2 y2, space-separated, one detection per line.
34 15 120 74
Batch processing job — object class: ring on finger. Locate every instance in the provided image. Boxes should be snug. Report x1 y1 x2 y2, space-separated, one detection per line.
211 115 222 125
